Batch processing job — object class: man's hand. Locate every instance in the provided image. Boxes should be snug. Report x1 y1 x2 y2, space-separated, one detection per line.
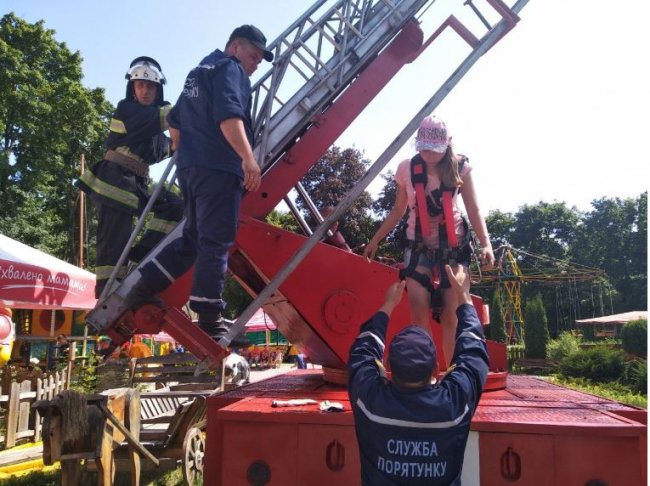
378 280 406 316
444 264 472 306
169 126 180 152
242 157 261 192
220 118 261 192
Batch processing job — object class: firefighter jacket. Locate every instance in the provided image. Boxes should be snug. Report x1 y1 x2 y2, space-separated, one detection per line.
348 305 489 485
76 99 172 214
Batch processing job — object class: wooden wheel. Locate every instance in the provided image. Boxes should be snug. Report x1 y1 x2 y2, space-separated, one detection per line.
182 426 205 485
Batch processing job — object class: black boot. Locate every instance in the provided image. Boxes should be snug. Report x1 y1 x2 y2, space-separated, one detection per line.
198 314 251 348
198 313 228 337
123 279 164 310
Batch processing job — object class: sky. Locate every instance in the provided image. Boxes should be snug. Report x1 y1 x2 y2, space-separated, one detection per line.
4 0 649 214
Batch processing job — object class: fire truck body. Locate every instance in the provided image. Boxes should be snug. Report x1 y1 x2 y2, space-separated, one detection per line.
84 0 647 484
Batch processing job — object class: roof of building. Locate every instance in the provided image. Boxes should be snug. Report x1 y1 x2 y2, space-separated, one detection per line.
575 311 647 326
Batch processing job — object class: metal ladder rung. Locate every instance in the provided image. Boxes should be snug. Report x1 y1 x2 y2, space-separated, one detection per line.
332 8 364 38
313 24 342 53
293 40 333 76
257 82 286 110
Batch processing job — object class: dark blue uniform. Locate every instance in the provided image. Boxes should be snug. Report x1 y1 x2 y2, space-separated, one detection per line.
139 50 253 314
348 304 489 485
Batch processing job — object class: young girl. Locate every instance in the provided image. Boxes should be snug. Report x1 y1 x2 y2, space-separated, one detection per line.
364 115 494 367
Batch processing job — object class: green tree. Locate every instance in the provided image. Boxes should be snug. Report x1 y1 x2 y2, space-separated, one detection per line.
372 171 395 217
546 331 581 362
571 194 647 312
510 202 579 260
485 209 516 249
620 319 647 358
524 294 549 359
222 276 253 320
266 209 301 233
298 146 375 251
0 13 112 261
371 170 406 260
488 292 508 343
559 346 625 383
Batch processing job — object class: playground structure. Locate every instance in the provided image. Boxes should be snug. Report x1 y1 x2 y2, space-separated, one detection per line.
81 0 646 485
473 245 609 343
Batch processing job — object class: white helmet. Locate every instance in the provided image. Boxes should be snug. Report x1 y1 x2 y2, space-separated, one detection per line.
125 56 166 85
125 56 166 102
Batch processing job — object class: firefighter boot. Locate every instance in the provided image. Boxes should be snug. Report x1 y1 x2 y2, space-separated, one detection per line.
198 313 251 348
123 279 165 310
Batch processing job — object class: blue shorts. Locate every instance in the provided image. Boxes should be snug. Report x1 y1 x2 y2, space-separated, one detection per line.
403 246 471 276
403 247 435 270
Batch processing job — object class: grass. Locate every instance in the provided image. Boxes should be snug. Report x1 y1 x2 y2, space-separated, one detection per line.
546 375 647 409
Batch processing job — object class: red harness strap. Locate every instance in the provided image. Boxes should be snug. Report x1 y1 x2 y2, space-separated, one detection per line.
442 191 458 248
412 158 457 248
412 161 431 238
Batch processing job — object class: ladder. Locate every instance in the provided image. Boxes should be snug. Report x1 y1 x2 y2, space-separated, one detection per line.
86 0 528 368
250 0 432 171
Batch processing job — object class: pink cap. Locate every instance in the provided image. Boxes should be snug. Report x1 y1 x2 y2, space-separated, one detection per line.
415 116 450 153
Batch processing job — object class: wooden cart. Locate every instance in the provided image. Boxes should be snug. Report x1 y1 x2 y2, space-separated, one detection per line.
116 389 208 485
33 386 211 485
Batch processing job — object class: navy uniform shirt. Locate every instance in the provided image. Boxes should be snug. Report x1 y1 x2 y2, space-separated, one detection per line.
168 49 253 178
348 304 489 485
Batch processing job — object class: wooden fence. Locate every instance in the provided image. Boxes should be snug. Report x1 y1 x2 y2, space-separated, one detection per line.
0 368 69 449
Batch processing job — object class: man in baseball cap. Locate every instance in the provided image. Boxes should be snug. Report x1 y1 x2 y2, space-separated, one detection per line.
126 22 273 349
348 265 489 485
228 25 274 62
388 325 437 388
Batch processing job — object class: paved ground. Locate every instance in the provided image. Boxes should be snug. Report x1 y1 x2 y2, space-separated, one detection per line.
249 363 295 383
0 442 44 471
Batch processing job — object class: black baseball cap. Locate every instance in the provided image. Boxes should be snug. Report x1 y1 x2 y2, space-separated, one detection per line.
388 326 437 384
229 25 274 62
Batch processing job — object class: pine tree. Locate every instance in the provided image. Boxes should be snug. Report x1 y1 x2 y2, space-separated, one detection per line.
524 294 549 359
489 292 508 343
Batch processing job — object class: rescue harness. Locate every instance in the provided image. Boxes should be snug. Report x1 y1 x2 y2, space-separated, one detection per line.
398 154 473 321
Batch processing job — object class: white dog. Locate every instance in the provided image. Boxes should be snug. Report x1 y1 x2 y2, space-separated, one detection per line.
222 352 251 386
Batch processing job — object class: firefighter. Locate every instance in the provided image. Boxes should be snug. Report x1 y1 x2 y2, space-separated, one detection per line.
363 115 494 367
348 265 489 485
76 56 183 298
124 26 273 347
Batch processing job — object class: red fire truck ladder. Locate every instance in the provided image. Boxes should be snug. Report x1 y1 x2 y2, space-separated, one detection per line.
86 0 528 372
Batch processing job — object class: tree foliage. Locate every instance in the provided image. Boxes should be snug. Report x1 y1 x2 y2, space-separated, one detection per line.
0 14 646 342
480 194 647 333
266 208 301 233
370 170 406 260
559 345 626 383
484 210 516 250
509 202 579 260
0 13 112 261
298 146 375 251
620 319 647 358
546 331 581 362
571 194 647 311
488 292 508 343
524 294 549 358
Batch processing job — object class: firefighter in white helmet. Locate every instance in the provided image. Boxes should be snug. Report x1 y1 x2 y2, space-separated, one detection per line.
76 56 183 298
